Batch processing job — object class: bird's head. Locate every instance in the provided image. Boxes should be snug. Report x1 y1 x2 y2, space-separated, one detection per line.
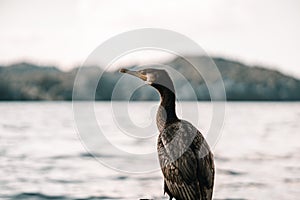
119 68 175 92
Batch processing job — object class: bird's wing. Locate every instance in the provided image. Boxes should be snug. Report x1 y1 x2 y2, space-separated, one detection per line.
158 138 200 200
157 121 215 200
192 130 215 199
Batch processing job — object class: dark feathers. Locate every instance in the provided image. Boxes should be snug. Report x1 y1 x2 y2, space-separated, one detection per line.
157 120 214 200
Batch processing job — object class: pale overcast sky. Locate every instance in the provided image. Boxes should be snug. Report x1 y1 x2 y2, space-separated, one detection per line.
0 0 299 77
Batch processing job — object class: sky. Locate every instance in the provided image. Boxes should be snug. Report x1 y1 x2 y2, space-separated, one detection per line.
0 0 300 77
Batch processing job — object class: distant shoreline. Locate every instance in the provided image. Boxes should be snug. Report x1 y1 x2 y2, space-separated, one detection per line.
1 56 300 101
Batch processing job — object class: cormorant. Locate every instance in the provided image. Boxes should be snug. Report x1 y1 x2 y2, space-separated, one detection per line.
120 68 215 200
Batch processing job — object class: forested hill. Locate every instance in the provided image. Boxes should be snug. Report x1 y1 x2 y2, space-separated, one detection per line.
0 57 300 101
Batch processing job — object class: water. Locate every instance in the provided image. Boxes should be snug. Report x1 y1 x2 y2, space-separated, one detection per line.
0 102 299 200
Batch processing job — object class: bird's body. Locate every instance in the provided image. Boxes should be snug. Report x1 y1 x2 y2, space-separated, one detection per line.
155 83 214 200
120 68 215 200
157 122 214 200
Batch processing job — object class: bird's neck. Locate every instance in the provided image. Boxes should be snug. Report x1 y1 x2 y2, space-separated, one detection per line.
153 84 179 133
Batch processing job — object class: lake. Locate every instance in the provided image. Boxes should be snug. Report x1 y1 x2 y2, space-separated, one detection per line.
0 102 299 200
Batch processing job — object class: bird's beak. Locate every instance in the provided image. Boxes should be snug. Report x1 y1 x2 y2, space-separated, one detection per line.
119 68 147 81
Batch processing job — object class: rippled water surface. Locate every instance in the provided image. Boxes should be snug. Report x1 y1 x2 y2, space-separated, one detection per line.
0 102 299 200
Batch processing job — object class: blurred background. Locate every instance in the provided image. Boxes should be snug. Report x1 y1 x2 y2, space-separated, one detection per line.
0 0 299 200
